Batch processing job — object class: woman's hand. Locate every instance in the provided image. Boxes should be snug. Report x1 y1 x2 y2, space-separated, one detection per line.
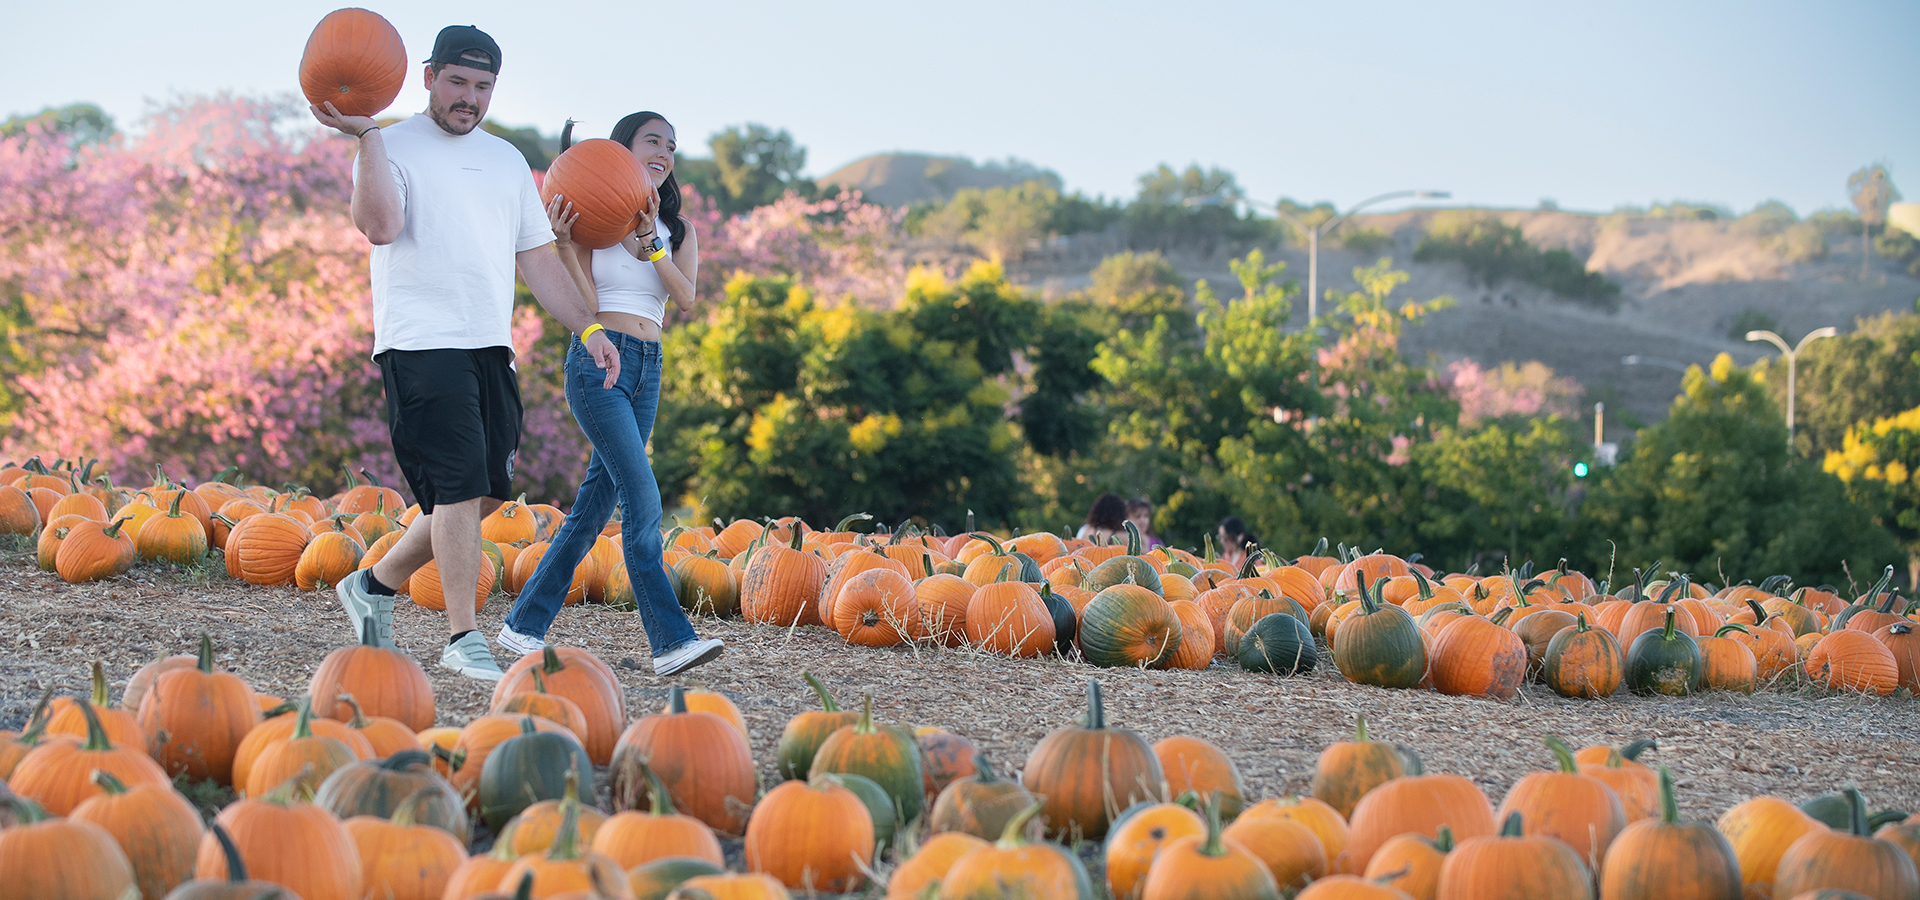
546 193 581 246
638 177 660 220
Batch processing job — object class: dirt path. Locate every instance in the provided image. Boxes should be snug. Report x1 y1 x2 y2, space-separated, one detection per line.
3 547 1914 823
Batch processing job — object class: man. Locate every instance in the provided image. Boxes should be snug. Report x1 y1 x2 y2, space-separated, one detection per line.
310 25 619 680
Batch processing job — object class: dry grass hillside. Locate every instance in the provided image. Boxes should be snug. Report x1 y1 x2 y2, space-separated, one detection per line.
1003 209 1920 438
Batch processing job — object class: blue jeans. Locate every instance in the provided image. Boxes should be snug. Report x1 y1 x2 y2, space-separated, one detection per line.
504 331 697 655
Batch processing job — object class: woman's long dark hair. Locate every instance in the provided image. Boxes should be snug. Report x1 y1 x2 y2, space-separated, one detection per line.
1085 493 1128 532
560 112 687 252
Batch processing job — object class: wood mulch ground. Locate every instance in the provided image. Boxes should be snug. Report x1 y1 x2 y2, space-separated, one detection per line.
3 543 1916 830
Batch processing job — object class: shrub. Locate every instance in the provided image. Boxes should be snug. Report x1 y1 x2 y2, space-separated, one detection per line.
1413 212 1620 310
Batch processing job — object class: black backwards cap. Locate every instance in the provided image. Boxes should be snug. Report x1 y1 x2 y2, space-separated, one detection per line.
426 25 501 74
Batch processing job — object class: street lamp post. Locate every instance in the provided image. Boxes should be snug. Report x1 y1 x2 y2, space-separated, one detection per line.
1240 190 1450 321
1746 327 1838 443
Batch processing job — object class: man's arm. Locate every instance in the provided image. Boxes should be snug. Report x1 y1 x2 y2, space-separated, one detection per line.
518 245 620 387
311 102 402 245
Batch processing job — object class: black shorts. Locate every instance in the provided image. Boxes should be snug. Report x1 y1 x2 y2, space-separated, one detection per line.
377 347 522 514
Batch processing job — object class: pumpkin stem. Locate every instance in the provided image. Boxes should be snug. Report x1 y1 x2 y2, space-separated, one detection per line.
636 755 679 816
546 764 586 861
834 512 873 533
1655 574 1690 605
87 660 110 707
996 561 1015 583
997 802 1044 848
1500 811 1524 837
76 696 113 752
1203 533 1217 562
1573 612 1591 633
1411 568 1435 601
788 525 804 551
1660 605 1677 641
1714 623 1752 638
337 693 370 729
91 770 130 798
206 821 249 882
802 671 840 713
1434 824 1455 852
854 695 876 735
972 752 999 785
102 513 134 540
531 668 550 695
1543 735 1577 774
1862 565 1895 610
1237 546 1260 579
195 632 216 674
921 553 935 579
541 645 565 676
510 872 535 900
668 685 688 714
1489 607 1514 626
291 694 316 740
1199 790 1228 857
165 487 186 518
1845 787 1868 836
1082 678 1106 730
1353 714 1370 743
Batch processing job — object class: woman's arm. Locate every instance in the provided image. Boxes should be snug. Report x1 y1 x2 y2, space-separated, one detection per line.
545 195 598 314
637 220 699 313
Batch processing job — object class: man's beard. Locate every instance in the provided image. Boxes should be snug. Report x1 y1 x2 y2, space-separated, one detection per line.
428 100 483 136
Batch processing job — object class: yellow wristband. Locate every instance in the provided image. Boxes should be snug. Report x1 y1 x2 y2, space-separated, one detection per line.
646 247 668 263
580 323 605 342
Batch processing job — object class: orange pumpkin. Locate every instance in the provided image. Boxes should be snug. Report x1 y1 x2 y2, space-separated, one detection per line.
1493 736 1626 871
743 774 875 893
1311 715 1409 820
194 779 364 900
494 645 626 766
609 687 757 836
541 138 654 250
71 769 204 900
591 759 724 870
11 698 170 816
135 633 260 785
298 7 407 117
1020 679 1163 841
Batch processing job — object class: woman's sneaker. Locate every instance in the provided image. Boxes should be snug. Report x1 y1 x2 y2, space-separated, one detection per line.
496 623 546 658
442 632 504 681
337 570 395 648
653 638 724 676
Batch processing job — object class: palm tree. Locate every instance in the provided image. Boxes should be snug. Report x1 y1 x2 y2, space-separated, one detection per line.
1847 164 1900 280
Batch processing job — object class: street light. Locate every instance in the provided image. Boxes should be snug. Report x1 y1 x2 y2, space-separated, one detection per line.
1746 326 1838 441
1231 190 1451 321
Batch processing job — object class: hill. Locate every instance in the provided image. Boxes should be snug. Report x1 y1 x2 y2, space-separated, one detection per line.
1001 208 1920 439
818 153 1062 206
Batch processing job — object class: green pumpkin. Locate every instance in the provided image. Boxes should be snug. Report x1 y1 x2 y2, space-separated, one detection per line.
1078 584 1182 669
1333 574 1425 688
808 695 926 824
478 716 596 829
1624 604 1701 696
1040 584 1079 657
314 749 470 842
835 772 898 852
775 672 861 781
1237 612 1317 675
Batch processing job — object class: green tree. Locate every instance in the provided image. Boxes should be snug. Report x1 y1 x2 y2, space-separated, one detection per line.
1824 404 1920 590
1125 164 1271 255
1847 163 1900 279
1416 418 1585 572
482 121 552 170
1575 354 1897 587
657 265 1032 530
0 102 114 148
1414 211 1619 309
697 123 814 213
1759 311 1920 458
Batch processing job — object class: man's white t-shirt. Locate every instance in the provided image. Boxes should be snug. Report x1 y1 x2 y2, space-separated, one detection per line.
358 113 554 357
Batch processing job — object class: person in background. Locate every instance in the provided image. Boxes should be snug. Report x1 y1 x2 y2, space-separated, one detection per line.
1126 498 1165 549
1217 516 1256 572
1076 492 1128 544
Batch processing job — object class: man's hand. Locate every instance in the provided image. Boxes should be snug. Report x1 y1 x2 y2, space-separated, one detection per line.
584 330 620 388
311 101 377 138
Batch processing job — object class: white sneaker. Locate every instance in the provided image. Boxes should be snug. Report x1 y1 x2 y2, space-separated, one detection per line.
653 637 725 676
496 623 546 657
338 570 396 648
441 632 504 681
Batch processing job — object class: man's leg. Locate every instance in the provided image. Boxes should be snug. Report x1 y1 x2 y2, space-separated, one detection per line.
430 497 484 636
370 510 436 588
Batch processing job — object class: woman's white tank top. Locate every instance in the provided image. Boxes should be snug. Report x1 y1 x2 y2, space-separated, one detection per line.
591 215 672 324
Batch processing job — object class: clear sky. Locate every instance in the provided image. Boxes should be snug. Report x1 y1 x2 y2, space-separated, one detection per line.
5 1 1915 215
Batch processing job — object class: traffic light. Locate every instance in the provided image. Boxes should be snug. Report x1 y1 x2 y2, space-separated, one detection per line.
1573 462 1590 478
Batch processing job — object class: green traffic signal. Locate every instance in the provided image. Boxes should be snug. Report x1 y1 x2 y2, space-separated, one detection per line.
1574 462 1590 477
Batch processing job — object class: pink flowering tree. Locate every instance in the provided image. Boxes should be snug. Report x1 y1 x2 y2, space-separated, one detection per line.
1446 358 1584 427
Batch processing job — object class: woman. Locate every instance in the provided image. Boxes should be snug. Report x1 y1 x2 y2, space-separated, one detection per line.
497 111 722 676
1076 493 1128 544
1125 498 1165 550
1217 517 1255 573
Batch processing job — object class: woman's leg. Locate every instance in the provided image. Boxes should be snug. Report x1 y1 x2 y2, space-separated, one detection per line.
598 343 699 654
501 342 623 640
